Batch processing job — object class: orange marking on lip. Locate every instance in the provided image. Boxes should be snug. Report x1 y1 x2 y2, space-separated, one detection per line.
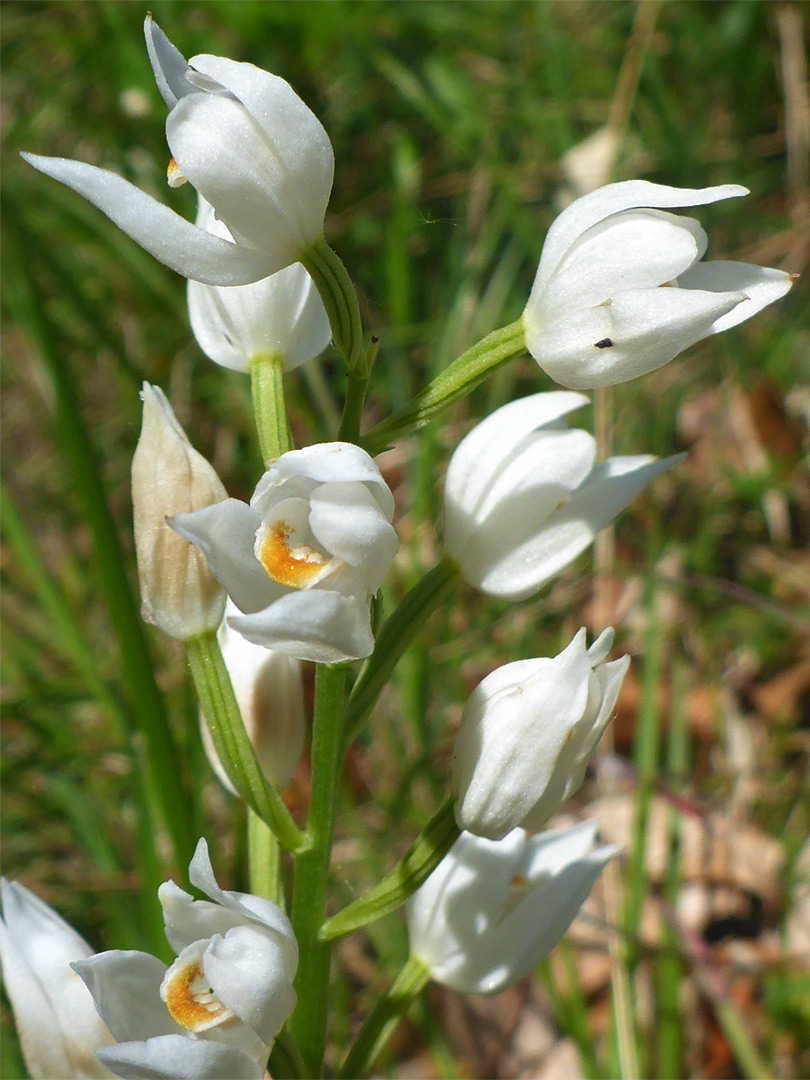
259 522 326 588
167 157 187 188
511 874 527 888
162 960 229 1032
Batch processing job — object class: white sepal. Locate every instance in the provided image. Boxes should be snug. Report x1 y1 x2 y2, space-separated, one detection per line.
408 822 618 994
452 629 630 839
0 879 114 1079
523 180 792 388
444 392 681 600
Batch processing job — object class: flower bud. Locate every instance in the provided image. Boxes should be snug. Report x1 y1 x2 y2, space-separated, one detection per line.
0 879 114 1078
132 383 227 641
408 821 618 995
201 602 306 793
452 628 630 840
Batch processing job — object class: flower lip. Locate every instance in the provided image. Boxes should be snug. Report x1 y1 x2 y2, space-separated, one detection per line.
256 519 330 589
161 950 233 1033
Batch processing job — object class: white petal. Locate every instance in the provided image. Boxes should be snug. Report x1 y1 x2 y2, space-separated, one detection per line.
465 835 619 994
538 209 705 312
308 482 399 594
678 260 794 333
0 880 113 1079
188 54 334 237
169 499 280 615
448 428 595 584
96 1035 264 1080
73 951 178 1043
188 262 331 373
187 840 298 972
204 925 296 1046
452 638 593 840
253 443 395 521
443 392 588 554
528 284 746 389
532 180 747 298
143 16 192 108
21 154 279 286
519 655 630 833
187 278 252 372
476 453 683 599
229 590 374 663
158 880 249 957
167 93 314 263
587 626 614 665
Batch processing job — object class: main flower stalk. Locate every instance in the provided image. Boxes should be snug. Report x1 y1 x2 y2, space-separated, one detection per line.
289 662 348 1076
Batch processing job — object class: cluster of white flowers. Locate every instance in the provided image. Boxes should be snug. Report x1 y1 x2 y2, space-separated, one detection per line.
5 14 792 1080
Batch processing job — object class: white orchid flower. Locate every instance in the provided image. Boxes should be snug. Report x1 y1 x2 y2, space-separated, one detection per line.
132 383 227 641
523 180 793 388
452 628 630 840
443 391 681 600
187 198 331 373
74 839 298 1080
22 17 334 288
0 878 114 1079
202 600 307 794
408 821 618 994
171 442 399 664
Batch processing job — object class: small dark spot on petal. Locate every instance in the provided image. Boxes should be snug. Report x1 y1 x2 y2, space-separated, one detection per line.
594 338 614 349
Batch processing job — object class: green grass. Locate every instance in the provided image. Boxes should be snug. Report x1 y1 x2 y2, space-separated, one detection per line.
2 2 808 1077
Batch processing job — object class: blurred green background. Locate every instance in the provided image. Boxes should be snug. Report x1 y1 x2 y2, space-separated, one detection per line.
2 2 808 1077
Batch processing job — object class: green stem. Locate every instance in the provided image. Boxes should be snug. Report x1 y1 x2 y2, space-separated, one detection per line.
337 338 379 443
320 797 459 942
186 631 305 852
343 557 460 749
289 663 348 1076
362 318 526 454
250 353 292 461
338 956 430 1079
302 240 364 371
248 809 283 907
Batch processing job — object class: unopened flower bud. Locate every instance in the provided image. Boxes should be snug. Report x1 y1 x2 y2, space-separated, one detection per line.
132 383 227 640
202 602 306 793
452 628 630 840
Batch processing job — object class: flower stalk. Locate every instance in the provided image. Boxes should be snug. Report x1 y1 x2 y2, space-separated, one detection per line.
338 956 430 1079
289 662 348 1077
185 629 305 852
361 319 526 454
319 796 460 942
251 353 292 461
302 239 364 371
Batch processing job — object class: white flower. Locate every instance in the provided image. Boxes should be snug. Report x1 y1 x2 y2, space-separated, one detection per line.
202 601 306 793
132 383 227 641
523 180 793 389
452 628 630 840
443 391 681 600
74 839 298 1080
22 17 334 287
0 878 114 1079
171 443 399 664
187 198 331 373
408 821 618 995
